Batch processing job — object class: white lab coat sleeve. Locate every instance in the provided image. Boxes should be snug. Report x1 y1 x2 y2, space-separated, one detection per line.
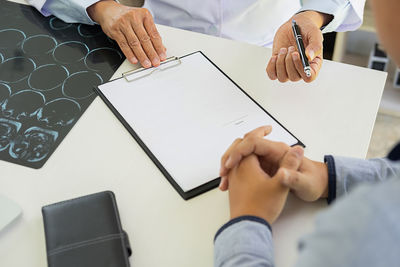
26 0 102 25
299 0 366 33
26 0 50 15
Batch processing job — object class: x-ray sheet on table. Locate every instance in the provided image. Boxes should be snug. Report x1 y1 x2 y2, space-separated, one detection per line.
0 0 124 168
98 52 302 194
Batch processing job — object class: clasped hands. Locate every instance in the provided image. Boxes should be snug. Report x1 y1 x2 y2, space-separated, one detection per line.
219 126 329 224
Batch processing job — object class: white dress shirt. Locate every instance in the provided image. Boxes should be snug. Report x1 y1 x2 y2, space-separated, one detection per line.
27 0 365 47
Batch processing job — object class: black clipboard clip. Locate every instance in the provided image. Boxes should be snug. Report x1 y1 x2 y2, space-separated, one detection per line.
122 56 182 82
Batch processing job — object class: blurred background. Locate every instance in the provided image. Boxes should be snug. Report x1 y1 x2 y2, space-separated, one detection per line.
323 0 400 158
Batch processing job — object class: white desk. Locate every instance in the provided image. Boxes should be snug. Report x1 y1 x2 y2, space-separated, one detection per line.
0 2 387 266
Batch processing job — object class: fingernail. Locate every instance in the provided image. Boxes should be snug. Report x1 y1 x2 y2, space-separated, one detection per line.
219 176 227 189
291 146 304 158
152 57 160 66
130 57 138 64
292 52 299 60
279 48 287 55
281 168 289 180
288 46 295 53
308 50 315 60
225 156 233 168
160 52 167 61
143 59 151 68
270 55 277 62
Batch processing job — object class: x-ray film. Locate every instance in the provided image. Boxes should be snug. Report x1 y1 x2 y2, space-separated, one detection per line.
0 0 124 168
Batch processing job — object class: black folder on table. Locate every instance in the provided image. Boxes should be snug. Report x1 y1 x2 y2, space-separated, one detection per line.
95 51 304 200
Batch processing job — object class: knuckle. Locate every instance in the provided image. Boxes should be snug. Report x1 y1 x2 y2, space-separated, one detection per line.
286 157 298 168
278 142 289 150
243 132 250 138
149 30 161 40
131 18 142 28
118 41 129 49
128 39 141 48
233 138 243 144
247 135 258 144
139 34 151 43
110 24 120 32
141 8 152 17
221 155 227 163
116 17 129 27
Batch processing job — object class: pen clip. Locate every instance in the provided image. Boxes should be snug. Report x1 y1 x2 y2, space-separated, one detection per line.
122 56 182 82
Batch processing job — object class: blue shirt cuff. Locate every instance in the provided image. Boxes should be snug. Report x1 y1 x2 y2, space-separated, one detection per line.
388 142 400 161
324 155 337 204
214 215 271 242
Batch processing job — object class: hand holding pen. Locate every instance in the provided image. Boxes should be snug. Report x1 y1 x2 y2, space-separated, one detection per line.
292 19 312 78
266 11 332 83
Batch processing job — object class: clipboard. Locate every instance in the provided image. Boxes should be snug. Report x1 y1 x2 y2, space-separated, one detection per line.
95 51 304 200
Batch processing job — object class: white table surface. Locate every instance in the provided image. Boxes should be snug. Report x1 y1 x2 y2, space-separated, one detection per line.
0 1 387 266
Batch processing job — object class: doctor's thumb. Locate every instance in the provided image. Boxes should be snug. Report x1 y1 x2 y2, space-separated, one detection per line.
305 29 323 61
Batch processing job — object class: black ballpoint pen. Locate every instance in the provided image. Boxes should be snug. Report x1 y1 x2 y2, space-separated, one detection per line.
292 20 311 77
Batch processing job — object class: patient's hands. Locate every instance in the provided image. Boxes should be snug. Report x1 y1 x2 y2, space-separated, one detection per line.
87 0 166 68
219 126 290 190
220 126 330 219
228 149 303 223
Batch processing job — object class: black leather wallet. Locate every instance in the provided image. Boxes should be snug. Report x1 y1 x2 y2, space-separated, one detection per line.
42 191 131 267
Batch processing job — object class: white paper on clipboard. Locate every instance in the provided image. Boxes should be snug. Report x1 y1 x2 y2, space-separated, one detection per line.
97 52 302 194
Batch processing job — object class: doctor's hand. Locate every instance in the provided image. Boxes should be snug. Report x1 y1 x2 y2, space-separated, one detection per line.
87 0 167 68
227 147 303 223
266 11 332 83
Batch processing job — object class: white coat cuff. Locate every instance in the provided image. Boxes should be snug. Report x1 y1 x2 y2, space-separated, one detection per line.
298 0 352 33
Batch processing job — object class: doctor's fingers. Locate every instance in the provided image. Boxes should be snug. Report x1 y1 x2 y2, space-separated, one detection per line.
112 31 138 65
130 23 160 68
266 55 278 80
143 15 166 60
112 23 152 68
276 47 289 82
114 10 164 68
285 46 302 81
292 51 322 83
309 55 323 82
